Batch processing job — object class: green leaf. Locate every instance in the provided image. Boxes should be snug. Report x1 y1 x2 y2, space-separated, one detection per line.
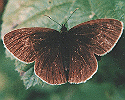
2 0 124 39
1 0 125 89
89 0 125 19
21 67 43 89
15 60 43 89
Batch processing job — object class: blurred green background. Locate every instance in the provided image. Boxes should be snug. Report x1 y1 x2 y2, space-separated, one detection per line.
0 0 125 100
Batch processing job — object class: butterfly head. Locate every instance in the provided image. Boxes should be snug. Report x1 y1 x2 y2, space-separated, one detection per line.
60 24 67 33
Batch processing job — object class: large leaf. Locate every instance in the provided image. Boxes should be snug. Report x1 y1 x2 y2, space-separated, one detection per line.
1 0 125 89
15 60 43 89
1 0 124 39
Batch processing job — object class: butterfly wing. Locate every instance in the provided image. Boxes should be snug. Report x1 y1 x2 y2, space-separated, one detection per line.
69 19 123 56
3 27 67 84
34 47 67 85
3 27 56 63
68 44 98 83
68 19 123 83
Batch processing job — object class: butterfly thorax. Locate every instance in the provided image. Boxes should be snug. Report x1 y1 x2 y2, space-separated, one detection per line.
60 24 70 43
59 24 70 47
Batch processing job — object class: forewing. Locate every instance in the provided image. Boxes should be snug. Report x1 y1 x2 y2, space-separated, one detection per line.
68 44 97 83
69 19 123 56
3 27 60 63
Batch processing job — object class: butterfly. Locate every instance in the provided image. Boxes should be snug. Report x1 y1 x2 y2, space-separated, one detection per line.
3 15 123 85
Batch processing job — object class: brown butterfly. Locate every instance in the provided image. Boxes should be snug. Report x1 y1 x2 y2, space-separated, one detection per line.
3 14 123 85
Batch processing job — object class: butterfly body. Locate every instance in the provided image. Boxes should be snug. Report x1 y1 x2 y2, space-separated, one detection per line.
59 24 71 80
3 19 123 85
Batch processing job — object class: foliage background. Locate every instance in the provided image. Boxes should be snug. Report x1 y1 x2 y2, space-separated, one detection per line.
0 0 125 100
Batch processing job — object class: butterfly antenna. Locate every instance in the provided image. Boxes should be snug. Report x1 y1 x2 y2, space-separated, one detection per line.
44 15 62 27
64 8 79 25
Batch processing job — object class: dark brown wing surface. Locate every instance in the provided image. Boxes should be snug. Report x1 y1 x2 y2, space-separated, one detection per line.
68 44 97 83
68 19 123 83
34 47 67 85
69 19 123 56
3 27 67 85
4 27 58 63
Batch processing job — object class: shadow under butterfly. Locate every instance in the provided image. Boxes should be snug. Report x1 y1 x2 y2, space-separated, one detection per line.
3 9 123 85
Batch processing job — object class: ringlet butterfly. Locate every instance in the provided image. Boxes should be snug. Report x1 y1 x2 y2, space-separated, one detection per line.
3 8 123 85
